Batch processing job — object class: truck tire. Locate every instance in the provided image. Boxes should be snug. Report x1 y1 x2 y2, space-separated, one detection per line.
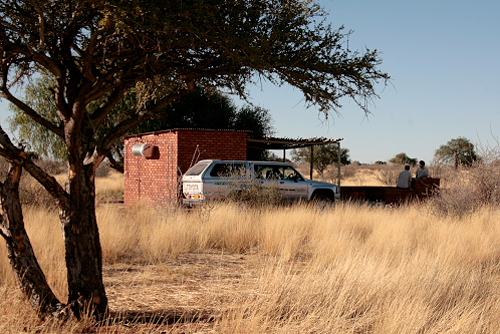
311 191 335 211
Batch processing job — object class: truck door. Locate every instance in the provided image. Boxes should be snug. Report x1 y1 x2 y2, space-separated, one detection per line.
204 162 248 199
278 165 308 200
253 164 308 201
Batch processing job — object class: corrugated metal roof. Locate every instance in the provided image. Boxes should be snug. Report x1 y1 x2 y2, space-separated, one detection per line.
124 128 342 150
124 128 251 139
247 136 343 150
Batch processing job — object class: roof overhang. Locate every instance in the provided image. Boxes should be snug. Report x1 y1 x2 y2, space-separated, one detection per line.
247 137 343 150
124 128 343 151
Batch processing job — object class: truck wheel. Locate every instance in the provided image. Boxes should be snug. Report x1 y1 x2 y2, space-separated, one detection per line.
312 193 334 212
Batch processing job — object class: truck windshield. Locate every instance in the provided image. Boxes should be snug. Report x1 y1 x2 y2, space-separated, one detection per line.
254 164 304 181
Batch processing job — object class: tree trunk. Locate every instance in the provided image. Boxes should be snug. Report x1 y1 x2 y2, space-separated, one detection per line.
0 163 64 319
60 163 107 320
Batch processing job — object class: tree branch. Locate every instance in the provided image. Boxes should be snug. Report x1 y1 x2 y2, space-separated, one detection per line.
0 88 64 137
89 86 127 130
82 20 115 84
0 125 69 209
102 89 189 151
105 150 123 174
28 0 47 50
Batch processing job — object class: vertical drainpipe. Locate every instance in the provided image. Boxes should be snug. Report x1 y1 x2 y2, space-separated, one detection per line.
310 145 314 180
137 146 141 200
337 141 341 187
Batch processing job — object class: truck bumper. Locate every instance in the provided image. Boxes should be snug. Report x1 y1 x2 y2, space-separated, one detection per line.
182 198 205 207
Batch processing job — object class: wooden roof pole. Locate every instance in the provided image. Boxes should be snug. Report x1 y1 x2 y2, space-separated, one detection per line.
310 146 314 180
338 142 341 187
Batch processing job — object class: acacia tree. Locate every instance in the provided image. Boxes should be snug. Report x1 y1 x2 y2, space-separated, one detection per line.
0 0 389 319
435 137 478 168
389 152 417 166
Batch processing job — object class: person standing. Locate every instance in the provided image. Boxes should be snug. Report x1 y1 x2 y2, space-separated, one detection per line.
416 160 429 179
397 165 412 190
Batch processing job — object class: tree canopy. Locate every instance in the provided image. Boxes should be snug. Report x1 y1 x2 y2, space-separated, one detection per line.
435 137 478 167
389 152 418 166
8 81 275 164
0 0 389 320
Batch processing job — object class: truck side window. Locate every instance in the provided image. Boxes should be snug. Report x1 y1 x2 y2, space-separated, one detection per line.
210 163 246 177
254 165 279 180
283 166 304 181
254 165 270 179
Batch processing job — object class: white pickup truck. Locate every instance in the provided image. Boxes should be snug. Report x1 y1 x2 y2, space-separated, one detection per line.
182 159 340 206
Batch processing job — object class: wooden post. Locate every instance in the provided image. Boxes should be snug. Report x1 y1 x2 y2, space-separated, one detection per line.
338 142 341 187
310 146 314 180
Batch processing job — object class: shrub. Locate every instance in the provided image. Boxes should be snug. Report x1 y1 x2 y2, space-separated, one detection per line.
19 175 57 208
0 157 57 208
35 159 67 175
427 162 500 217
375 165 401 186
323 164 357 184
224 167 285 207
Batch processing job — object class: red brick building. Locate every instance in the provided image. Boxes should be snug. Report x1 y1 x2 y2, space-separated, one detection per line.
124 129 248 206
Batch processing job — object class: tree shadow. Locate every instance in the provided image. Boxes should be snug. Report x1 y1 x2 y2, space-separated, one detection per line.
106 308 216 326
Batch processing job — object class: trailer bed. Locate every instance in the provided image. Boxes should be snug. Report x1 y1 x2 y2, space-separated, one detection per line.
340 178 440 204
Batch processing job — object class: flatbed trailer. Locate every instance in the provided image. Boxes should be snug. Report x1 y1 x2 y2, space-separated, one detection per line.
340 178 440 205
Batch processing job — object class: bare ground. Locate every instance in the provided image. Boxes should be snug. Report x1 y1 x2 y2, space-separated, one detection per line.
101 251 262 333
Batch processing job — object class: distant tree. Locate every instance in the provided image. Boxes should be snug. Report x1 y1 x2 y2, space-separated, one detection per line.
132 87 236 133
134 89 275 161
389 153 417 166
263 151 291 162
7 75 66 161
234 106 274 160
292 144 351 178
435 137 478 168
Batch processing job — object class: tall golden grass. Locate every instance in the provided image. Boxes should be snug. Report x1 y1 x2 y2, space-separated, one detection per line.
1 165 500 332
1 200 500 333
217 204 500 333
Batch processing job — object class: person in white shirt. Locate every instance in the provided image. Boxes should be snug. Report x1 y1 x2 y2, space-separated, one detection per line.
397 165 412 190
415 160 429 180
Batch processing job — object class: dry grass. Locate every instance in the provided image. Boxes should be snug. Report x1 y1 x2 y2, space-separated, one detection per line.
95 171 124 202
2 166 500 333
1 200 500 333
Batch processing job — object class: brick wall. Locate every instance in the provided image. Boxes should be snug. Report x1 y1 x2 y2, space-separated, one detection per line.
124 131 179 206
124 129 248 206
177 130 247 173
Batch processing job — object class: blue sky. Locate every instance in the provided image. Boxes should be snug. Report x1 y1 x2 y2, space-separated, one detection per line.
235 0 500 163
1 0 499 164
